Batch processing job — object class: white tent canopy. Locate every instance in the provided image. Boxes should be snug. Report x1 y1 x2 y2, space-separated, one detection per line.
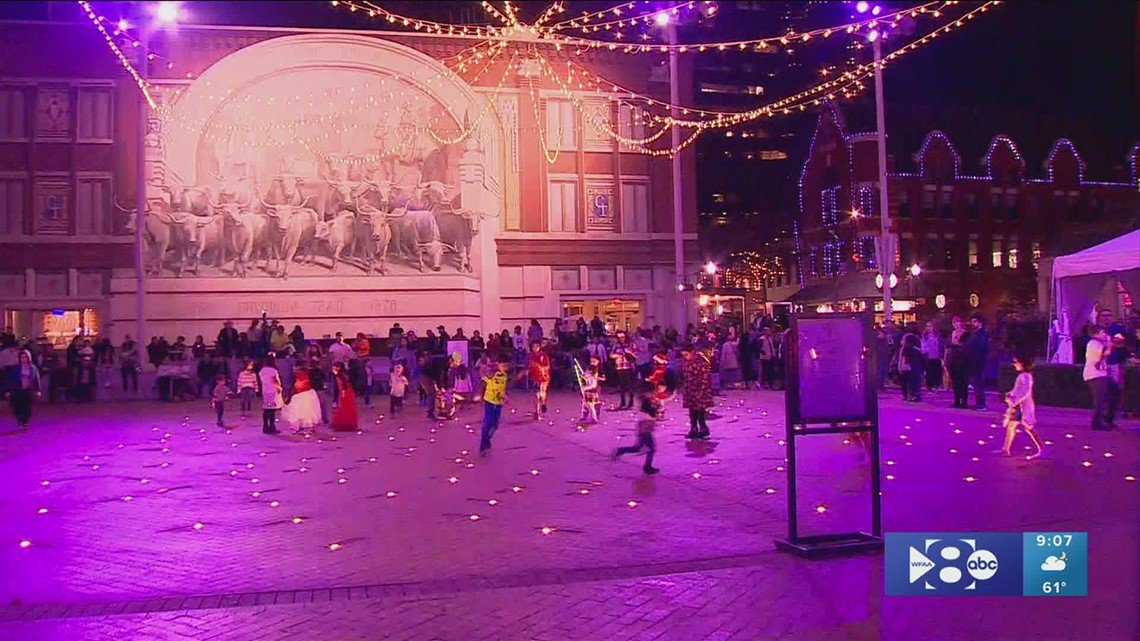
1049 229 1140 363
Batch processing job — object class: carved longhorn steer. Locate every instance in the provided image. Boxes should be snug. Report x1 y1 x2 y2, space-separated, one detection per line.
314 210 357 273
264 205 319 279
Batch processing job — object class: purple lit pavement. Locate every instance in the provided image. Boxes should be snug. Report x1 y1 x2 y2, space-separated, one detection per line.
0 388 1136 641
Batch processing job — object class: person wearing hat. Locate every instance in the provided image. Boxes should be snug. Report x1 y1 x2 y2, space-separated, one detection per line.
610 331 637 410
436 326 450 356
681 344 713 439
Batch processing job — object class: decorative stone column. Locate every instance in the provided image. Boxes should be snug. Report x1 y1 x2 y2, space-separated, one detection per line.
459 135 501 330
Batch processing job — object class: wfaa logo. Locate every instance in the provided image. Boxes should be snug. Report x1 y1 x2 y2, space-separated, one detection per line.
885 533 1023 596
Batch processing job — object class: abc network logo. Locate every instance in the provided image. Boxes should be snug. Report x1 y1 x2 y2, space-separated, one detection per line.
886 532 1022 596
910 538 998 591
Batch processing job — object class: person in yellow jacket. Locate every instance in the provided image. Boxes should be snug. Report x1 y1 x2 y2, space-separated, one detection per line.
479 356 511 455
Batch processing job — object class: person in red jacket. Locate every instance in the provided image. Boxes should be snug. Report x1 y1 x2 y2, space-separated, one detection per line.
527 340 551 419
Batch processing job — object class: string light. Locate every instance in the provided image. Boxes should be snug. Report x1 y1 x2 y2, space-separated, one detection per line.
550 1 953 52
651 1 1001 129
332 0 499 38
77 0 157 109
521 1 989 134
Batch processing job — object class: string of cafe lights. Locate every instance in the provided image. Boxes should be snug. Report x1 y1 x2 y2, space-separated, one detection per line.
517 0 977 127
549 1 954 52
76 0 157 109
329 0 500 37
646 0 1000 130
82 0 998 160
298 46 516 164
534 0 998 155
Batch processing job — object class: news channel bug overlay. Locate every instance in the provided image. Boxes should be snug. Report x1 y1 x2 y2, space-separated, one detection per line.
885 532 1024 596
1022 532 1088 597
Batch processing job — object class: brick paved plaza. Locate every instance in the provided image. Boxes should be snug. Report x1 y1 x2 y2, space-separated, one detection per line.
1 388 1137 641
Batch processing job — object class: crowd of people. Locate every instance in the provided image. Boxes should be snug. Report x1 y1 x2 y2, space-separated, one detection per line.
2 306 1135 458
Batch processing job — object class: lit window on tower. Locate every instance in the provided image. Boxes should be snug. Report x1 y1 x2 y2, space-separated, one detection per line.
821 187 840 228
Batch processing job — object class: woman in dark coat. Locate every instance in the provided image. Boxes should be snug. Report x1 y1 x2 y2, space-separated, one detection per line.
681 345 714 440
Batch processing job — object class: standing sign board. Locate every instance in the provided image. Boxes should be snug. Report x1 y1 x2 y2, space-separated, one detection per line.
776 312 883 558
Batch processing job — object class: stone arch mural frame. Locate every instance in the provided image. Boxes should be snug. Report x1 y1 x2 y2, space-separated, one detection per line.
115 32 507 338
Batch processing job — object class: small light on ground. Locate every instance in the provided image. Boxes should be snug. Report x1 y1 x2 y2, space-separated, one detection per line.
37 508 48 514
540 526 553 535
448 476 459 484
469 514 480 521
627 500 638 508
192 523 204 530
19 540 31 549
292 517 303 524
328 543 341 551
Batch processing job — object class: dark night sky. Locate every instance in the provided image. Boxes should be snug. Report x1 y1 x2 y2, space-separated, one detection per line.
4 1 1137 137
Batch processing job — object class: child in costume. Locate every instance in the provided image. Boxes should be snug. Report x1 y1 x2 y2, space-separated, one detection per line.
446 352 472 418
579 361 602 424
479 356 510 455
282 366 322 435
528 340 551 420
998 352 1043 459
611 388 662 475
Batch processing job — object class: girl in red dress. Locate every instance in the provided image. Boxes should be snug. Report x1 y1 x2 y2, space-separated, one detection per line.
527 341 551 420
329 362 358 432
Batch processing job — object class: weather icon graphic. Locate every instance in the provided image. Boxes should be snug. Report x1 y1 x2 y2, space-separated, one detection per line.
1041 553 1068 572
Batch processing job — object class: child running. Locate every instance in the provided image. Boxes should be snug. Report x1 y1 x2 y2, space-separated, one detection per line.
997 352 1044 459
479 356 511 456
611 388 662 475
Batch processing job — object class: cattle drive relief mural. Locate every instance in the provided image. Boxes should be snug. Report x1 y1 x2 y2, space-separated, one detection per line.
144 67 494 279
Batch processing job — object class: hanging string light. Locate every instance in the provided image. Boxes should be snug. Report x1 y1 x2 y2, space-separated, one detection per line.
548 0 952 52
77 0 157 109
521 0 982 126
330 0 499 37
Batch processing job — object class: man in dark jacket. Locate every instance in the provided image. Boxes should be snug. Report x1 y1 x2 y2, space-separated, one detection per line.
962 313 990 410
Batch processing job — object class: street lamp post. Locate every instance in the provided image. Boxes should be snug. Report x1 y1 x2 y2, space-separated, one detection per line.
666 19 687 327
872 33 893 325
133 2 179 354
133 26 149 354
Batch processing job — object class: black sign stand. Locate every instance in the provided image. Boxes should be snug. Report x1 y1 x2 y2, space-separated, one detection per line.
774 312 883 558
